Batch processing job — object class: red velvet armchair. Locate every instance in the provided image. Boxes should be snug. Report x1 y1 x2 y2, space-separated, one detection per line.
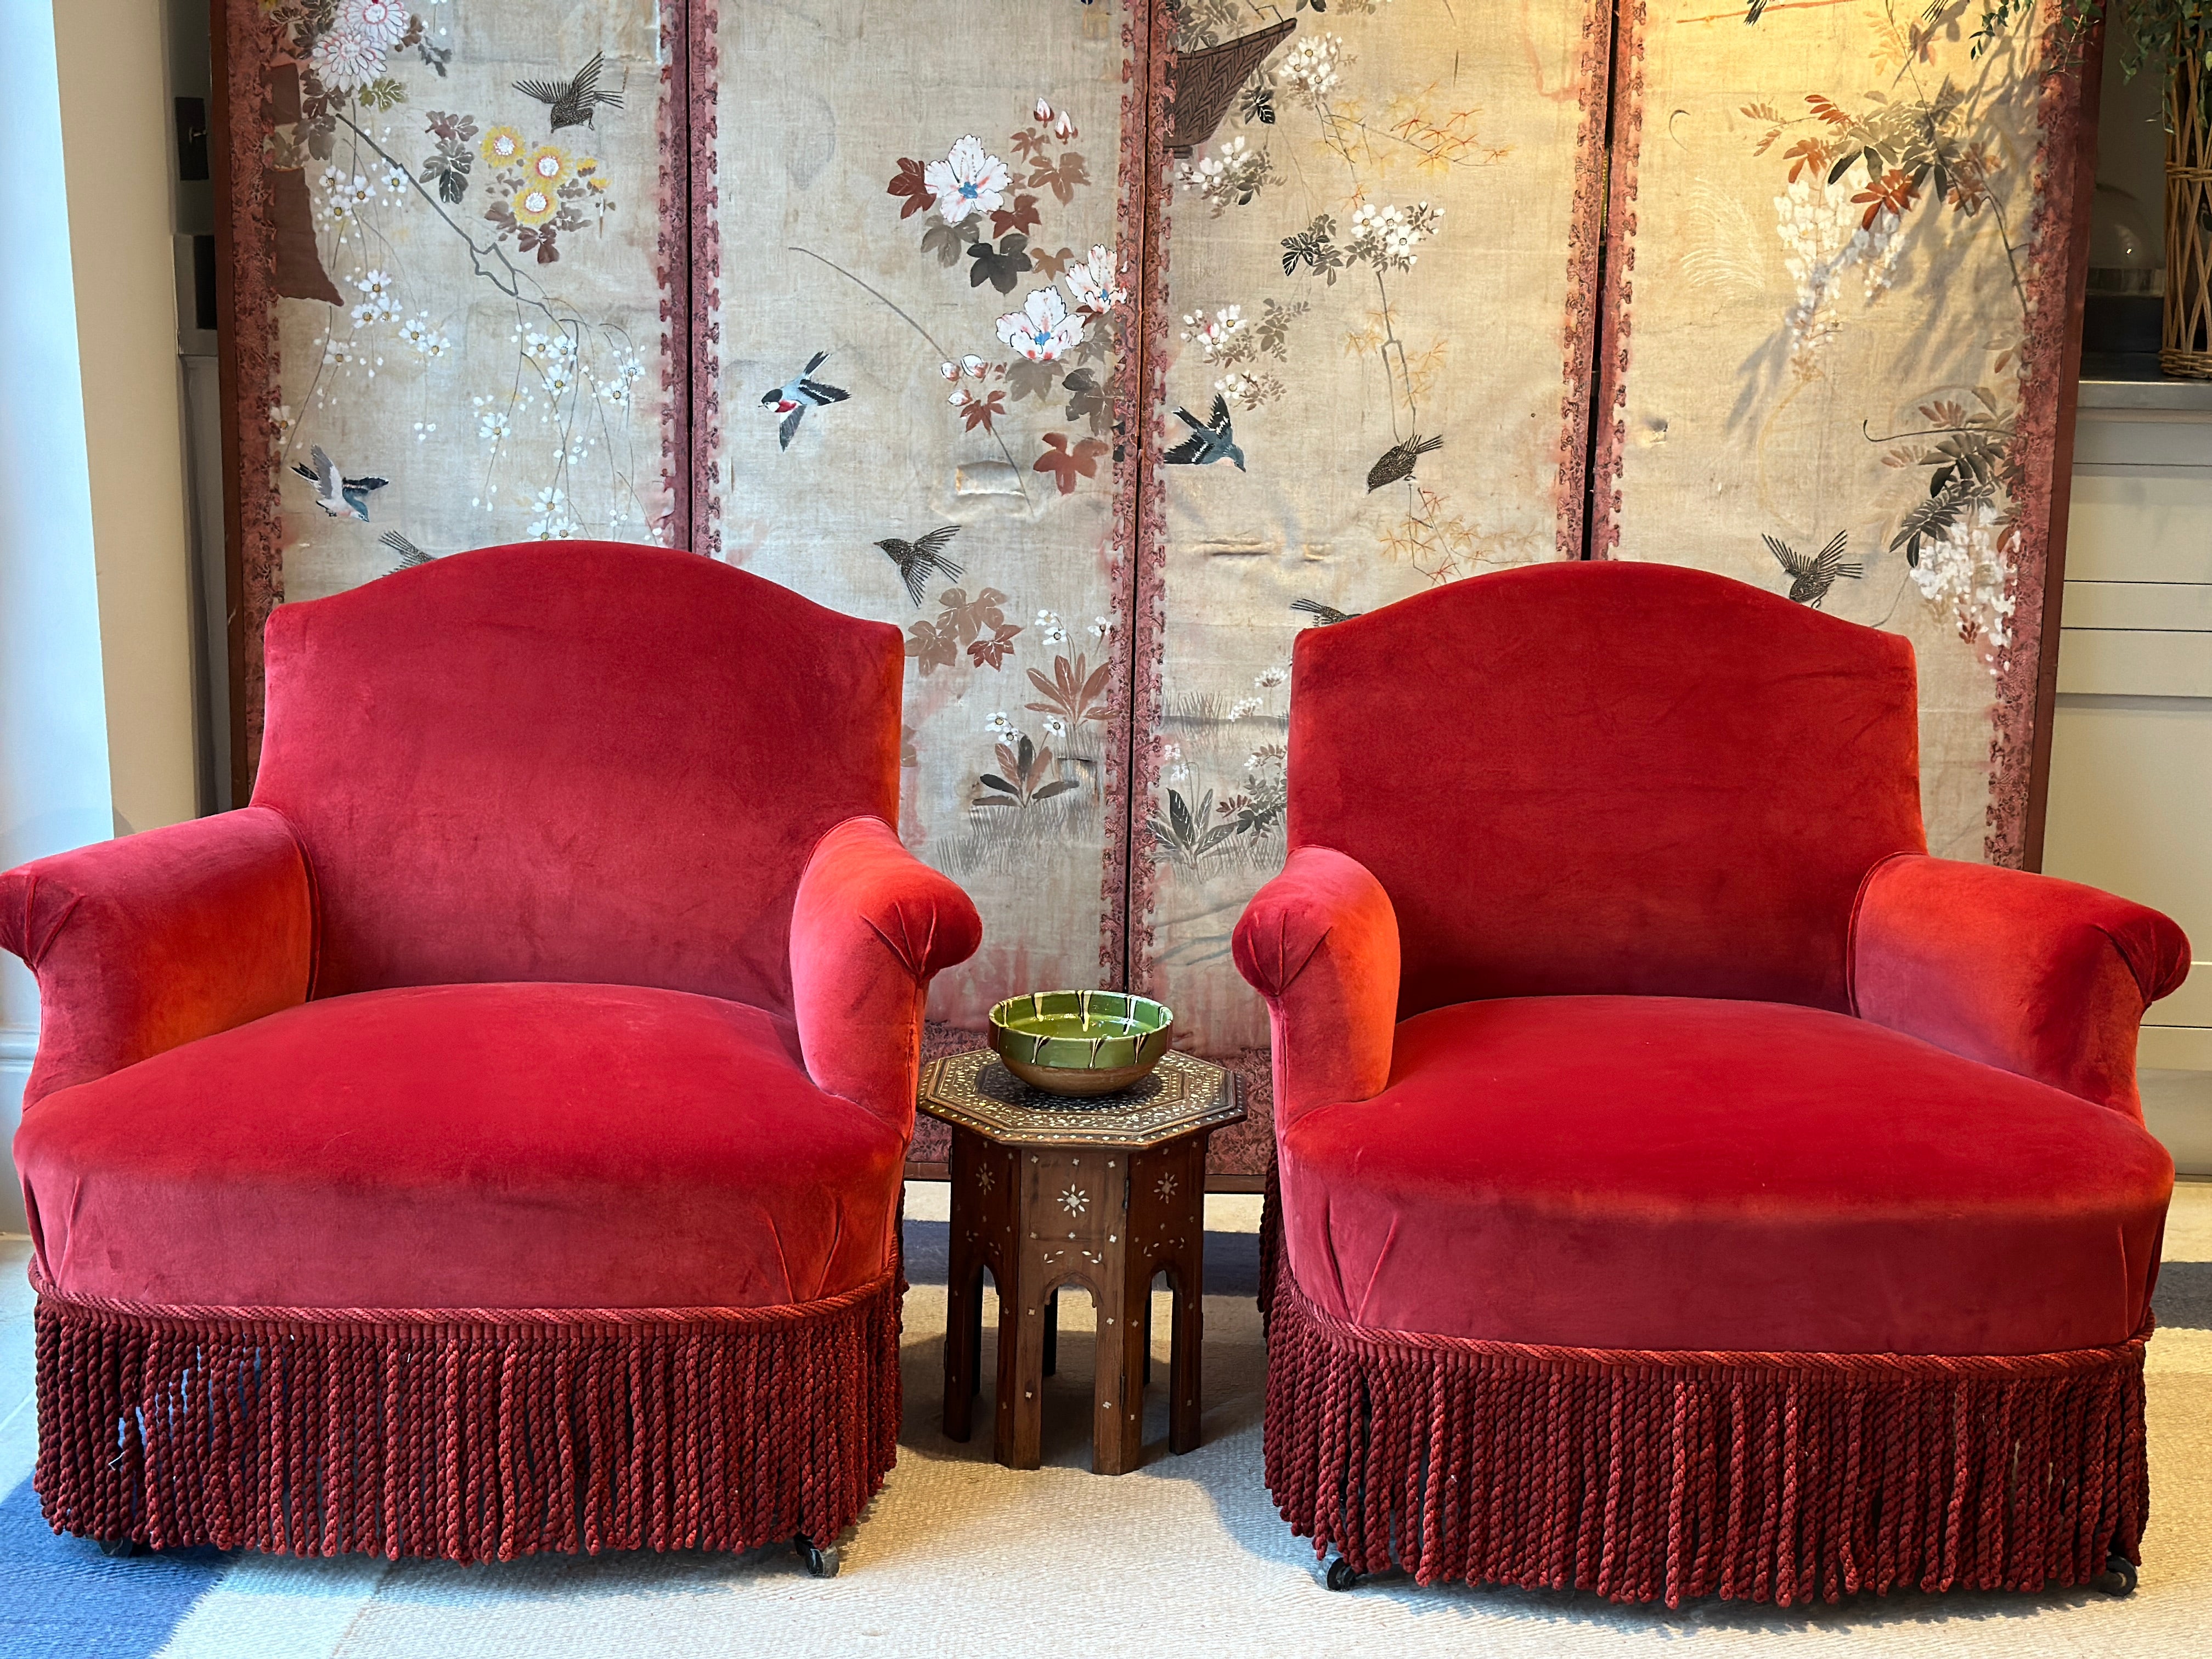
1235 561 2186 1606
2 542 980 1567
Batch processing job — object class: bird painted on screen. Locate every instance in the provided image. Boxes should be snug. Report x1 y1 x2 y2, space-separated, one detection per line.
1163 394 1245 470
512 52 624 132
874 526 964 608
1365 433 1443 492
291 447 388 521
760 351 850 450
1290 598 1361 626
379 531 433 569
1763 529 1863 608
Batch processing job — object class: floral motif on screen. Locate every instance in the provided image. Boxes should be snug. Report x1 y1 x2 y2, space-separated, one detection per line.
1148 1 1515 887
803 95 1135 854
260 1 662 568
1727 3 2038 673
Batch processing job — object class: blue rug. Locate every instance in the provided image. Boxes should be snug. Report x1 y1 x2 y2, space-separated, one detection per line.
0 1480 228 1658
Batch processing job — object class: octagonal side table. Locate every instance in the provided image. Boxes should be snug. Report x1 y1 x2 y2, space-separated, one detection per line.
919 1048 1242 1475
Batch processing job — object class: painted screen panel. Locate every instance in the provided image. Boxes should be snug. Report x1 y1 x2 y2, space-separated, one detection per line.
1132 0 1612 1066
701 0 1146 1025
225 0 685 752
1595 0 2090 863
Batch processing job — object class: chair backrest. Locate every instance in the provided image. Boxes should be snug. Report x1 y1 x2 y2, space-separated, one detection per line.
1286 561 1926 1017
252 541 902 1012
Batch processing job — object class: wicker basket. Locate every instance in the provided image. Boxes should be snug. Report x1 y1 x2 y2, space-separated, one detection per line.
2165 30 2212 377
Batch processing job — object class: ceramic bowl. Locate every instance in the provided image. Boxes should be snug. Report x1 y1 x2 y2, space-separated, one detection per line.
987 990 1176 1098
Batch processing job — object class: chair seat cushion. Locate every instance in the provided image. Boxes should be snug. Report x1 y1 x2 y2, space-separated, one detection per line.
16 983 905 1311
1278 996 2172 1356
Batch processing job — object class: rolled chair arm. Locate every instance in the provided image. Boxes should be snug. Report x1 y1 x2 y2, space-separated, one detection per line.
1232 845 1400 1126
791 816 983 1133
1849 852 2190 1118
0 808 315 1105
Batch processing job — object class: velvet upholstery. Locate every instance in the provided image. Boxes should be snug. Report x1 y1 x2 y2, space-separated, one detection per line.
253 540 906 1012
0 810 312 1107
1229 845 1398 1127
5 543 975 1311
1285 560 1926 1018
1850 853 2190 1119
1244 561 2186 1358
792 816 984 1135
18 983 905 1310
4 544 980 1560
1280 996 2172 1356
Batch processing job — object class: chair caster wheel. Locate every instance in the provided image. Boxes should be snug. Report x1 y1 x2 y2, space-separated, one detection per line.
1324 1554 1362 1592
97 1537 141 1559
2095 1552 2138 1596
795 1534 840 1578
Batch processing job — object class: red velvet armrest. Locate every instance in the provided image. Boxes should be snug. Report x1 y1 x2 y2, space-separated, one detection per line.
791 816 983 1134
1232 845 1400 1126
0 809 314 1105
1849 853 2190 1118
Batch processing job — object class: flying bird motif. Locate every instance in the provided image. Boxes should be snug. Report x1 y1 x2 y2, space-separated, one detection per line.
1763 529 1863 608
760 351 850 450
512 52 623 132
1366 433 1443 492
291 447 388 521
873 525 964 608
379 531 433 569
1163 394 1245 470
1290 598 1361 626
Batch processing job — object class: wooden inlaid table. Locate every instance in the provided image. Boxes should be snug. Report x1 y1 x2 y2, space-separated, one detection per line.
919 1047 1242 1474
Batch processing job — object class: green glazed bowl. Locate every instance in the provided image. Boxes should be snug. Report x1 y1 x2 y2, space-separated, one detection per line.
988 990 1176 1098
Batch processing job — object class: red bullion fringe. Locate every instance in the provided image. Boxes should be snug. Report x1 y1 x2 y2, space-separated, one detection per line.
1261 1246 2151 1605
29 1267 904 1562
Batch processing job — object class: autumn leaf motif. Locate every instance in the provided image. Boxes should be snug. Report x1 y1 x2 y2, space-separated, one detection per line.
1782 137 1830 184
1003 357 1063 404
991 194 1043 239
973 734 1079 808
1028 151 1090 204
1852 168 1918 230
1030 245 1077 280
1061 368 1108 432
967 622 1023 669
1807 93 1852 129
960 389 1008 433
905 619 958 676
919 213 968 267
968 234 1034 294
888 157 935 219
938 586 1009 647
1026 653 1113 729
1034 431 1108 494
1008 128 1051 163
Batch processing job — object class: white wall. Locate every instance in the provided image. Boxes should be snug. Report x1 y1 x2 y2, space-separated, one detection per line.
0 0 116 1231
53 0 199 836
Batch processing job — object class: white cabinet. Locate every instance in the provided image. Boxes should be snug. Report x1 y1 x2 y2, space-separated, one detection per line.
2045 399 2212 1172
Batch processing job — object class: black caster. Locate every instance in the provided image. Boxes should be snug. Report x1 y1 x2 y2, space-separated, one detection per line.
1324 1554 1362 1592
2095 1552 2138 1596
795 1533 840 1578
97 1537 141 1559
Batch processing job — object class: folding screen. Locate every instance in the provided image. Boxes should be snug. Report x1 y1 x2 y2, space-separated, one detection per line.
696 0 1143 1028
1130 0 1610 1070
217 2 2097 1175
218 0 685 751
1592 1 2094 865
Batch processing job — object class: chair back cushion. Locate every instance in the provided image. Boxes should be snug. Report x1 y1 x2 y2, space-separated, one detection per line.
1286 561 1925 1015
252 541 902 1011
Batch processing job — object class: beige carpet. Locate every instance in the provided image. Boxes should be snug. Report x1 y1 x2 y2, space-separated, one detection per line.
4 1184 2208 1657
